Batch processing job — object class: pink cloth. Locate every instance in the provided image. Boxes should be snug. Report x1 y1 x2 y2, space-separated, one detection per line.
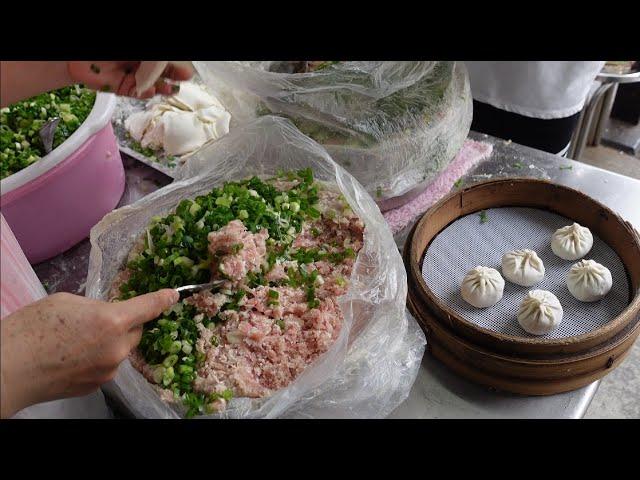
1 213 47 319
383 139 493 234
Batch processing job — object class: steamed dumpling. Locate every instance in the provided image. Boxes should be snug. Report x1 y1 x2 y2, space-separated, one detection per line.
461 266 505 308
566 259 612 302
517 289 563 335
551 222 593 260
501 249 545 286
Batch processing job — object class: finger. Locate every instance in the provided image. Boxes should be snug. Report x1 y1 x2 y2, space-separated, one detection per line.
124 82 156 98
126 325 144 351
86 63 127 93
110 289 179 328
117 73 137 97
155 79 179 96
119 61 140 76
135 86 158 99
163 63 194 81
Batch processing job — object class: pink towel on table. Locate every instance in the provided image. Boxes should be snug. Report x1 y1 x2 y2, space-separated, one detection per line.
383 139 493 234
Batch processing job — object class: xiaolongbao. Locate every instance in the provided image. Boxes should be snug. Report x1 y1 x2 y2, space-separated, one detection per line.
566 259 612 302
501 249 545 286
461 266 505 308
551 222 593 261
517 290 564 335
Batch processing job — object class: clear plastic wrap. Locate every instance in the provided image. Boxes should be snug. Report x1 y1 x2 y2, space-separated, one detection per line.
193 61 472 203
86 116 425 418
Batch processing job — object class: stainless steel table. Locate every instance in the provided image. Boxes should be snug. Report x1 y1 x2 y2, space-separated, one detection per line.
389 131 640 419
31 131 640 419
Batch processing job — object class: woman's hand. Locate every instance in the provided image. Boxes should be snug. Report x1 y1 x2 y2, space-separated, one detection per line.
66 61 194 98
0 289 179 418
1 61 194 108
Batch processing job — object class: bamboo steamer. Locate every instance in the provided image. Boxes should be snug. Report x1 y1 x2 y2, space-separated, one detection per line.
404 178 640 395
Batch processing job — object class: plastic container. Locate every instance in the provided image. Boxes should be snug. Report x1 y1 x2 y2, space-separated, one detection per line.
0 93 125 264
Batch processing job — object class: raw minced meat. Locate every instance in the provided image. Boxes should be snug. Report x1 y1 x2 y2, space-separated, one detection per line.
185 291 230 318
118 171 365 416
182 200 363 399
208 220 268 281
193 296 343 397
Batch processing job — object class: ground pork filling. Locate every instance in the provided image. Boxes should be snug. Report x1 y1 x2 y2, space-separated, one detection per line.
124 178 364 415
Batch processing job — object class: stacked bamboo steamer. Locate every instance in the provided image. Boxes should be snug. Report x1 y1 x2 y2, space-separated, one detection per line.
404 178 640 395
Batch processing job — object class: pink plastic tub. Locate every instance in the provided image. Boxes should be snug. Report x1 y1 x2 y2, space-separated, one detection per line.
0 93 125 264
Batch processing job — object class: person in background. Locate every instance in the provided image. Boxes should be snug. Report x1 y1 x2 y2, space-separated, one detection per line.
0 61 194 419
465 61 605 156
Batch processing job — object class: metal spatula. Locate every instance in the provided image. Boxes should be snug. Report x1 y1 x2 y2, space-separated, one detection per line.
39 117 60 154
175 279 226 300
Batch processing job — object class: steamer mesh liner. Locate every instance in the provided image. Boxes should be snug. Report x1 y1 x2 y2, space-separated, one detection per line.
421 207 630 339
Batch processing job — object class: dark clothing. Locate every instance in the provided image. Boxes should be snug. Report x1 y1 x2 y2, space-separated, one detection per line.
471 100 581 155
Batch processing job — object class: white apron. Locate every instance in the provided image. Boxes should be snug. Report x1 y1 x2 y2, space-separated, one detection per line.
465 61 605 119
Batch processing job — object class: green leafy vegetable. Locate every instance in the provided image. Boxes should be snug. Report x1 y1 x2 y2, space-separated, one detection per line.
119 169 349 417
1 85 96 179
478 210 488 224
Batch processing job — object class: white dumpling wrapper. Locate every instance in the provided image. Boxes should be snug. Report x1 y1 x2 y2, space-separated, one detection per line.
501 249 545 287
124 110 157 142
517 289 563 335
161 112 209 156
566 259 612 302
125 103 178 143
551 222 593 261
125 78 231 157
460 266 505 308
139 110 178 149
167 81 223 112
198 105 231 140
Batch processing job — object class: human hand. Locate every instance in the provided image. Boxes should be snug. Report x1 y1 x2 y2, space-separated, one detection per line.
0 289 179 418
66 61 194 99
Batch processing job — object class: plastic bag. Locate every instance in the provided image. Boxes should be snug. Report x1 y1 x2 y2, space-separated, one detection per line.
0 213 47 319
1 214 113 419
86 116 425 418
193 61 472 204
